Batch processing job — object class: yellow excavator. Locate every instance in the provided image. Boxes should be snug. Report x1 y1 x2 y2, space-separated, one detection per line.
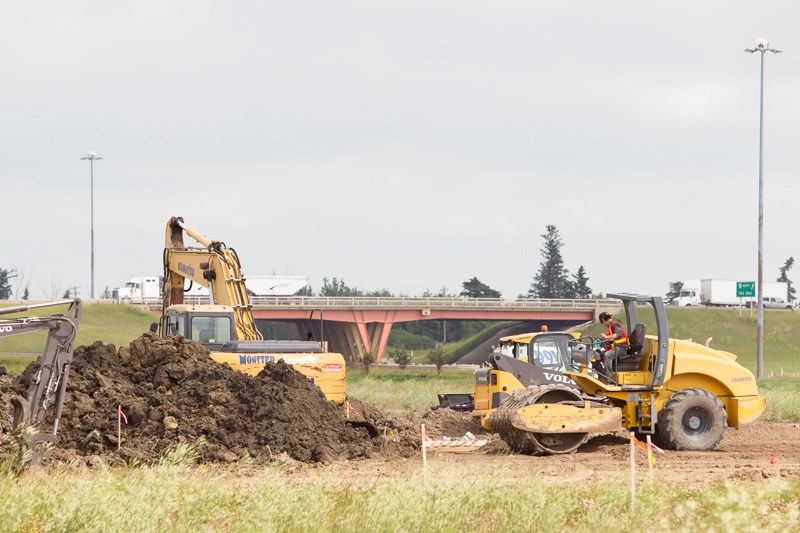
478 293 767 454
155 216 346 403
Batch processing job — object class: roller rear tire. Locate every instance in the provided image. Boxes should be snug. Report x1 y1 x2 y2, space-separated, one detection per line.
656 388 727 451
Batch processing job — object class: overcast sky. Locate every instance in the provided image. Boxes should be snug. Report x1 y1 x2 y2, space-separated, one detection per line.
2 2 798 300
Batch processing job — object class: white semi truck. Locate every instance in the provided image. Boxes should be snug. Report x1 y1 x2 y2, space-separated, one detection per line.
113 276 162 302
673 278 789 307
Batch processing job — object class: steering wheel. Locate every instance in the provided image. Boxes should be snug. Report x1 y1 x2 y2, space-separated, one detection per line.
574 335 607 350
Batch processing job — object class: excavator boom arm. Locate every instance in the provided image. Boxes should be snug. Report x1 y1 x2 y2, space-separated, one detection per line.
162 216 262 341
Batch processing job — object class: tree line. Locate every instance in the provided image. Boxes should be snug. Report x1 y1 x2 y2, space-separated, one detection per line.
0 224 591 302
296 225 591 301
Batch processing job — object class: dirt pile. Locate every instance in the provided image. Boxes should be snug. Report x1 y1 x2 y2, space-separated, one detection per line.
0 334 418 466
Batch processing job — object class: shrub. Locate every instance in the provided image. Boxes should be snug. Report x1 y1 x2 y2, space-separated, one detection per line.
361 353 374 374
389 348 412 369
427 348 447 375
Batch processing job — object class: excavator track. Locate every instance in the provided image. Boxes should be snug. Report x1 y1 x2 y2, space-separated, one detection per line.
488 384 614 455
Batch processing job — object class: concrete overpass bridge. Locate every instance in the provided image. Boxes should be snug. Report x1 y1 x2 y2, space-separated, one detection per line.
242 296 622 363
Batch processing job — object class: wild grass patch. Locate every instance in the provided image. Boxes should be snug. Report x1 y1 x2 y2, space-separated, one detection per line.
2 462 799 532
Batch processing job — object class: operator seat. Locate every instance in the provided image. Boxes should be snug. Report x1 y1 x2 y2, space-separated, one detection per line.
615 323 646 371
198 329 214 344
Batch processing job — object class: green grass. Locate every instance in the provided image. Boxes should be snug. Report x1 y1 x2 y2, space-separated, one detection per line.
1 457 799 532
444 321 513 362
0 302 157 370
757 379 800 421
347 367 473 415
0 355 34 375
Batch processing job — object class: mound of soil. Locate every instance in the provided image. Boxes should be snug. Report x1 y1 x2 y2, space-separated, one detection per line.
0 334 418 466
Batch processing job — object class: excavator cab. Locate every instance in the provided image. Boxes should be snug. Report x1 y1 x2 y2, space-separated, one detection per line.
162 306 235 350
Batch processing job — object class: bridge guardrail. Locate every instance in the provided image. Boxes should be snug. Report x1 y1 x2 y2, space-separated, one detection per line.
131 296 621 312
246 296 621 310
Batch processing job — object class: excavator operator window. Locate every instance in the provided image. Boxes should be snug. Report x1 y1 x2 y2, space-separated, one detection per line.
191 316 232 345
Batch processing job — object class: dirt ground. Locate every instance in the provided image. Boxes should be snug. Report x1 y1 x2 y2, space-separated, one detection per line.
353 410 800 488
1 334 798 487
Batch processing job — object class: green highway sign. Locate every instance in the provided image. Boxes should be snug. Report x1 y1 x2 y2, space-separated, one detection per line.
737 281 756 298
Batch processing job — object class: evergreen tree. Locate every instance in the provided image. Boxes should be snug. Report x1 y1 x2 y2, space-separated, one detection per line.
528 225 571 298
778 257 796 302
460 277 501 298
665 281 684 304
571 266 592 299
0 269 15 300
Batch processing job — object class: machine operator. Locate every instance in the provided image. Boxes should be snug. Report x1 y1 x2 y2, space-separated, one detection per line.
599 311 629 373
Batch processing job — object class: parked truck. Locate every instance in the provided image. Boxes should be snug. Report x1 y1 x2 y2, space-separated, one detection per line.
673 278 788 307
671 279 700 306
113 276 163 302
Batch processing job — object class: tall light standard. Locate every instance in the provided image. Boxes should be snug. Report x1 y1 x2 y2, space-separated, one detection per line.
745 39 781 379
80 151 103 299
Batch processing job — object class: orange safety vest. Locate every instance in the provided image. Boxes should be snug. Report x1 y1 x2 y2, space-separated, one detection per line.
606 320 630 347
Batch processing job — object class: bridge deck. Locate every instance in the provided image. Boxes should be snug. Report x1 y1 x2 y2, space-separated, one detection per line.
144 297 621 362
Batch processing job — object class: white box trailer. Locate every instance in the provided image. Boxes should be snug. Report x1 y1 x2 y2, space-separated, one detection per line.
114 275 309 302
700 279 741 306
674 278 789 307
245 276 310 296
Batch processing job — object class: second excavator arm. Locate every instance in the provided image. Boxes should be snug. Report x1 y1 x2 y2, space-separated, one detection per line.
1 299 83 463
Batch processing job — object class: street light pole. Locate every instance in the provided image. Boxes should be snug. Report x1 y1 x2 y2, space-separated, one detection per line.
80 151 103 299
745 39 781 379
